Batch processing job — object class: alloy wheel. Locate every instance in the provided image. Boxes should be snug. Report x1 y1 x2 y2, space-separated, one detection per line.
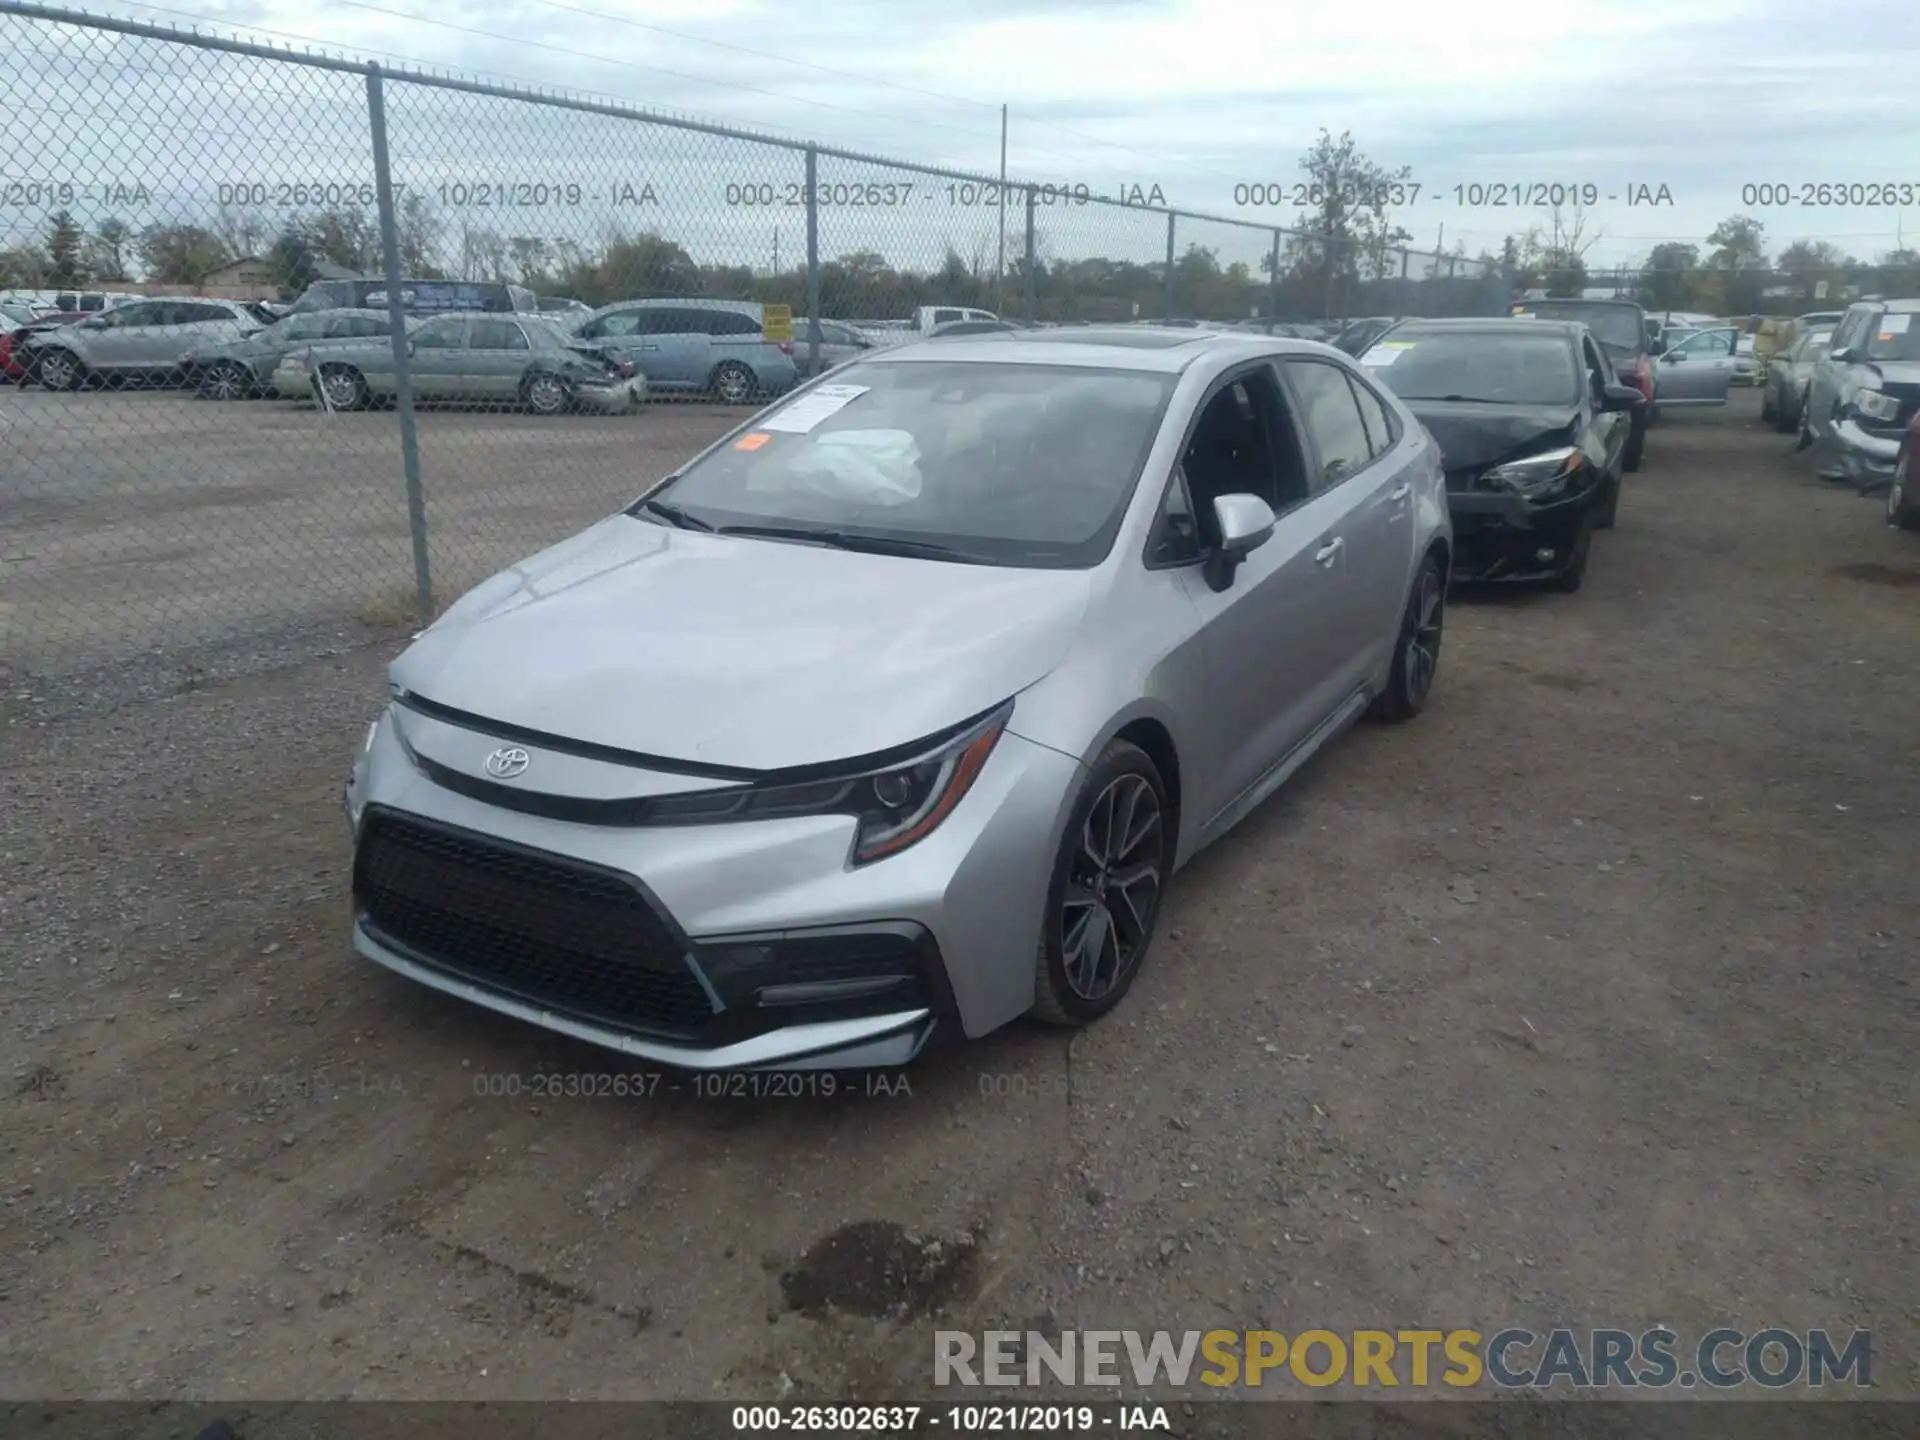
37 351 78 390
1891 457 1909 526
1059 773 1164 1002
203 363 246 400
1405 566 1444 704
713 363 753 405
526 373 567 414
320 370 361 410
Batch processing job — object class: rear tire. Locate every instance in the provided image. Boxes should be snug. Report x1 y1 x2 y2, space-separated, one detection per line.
317 365 368 412
198 361 251 401
1368 555 1445 723
709 361 755 405
1030 741 1170 1028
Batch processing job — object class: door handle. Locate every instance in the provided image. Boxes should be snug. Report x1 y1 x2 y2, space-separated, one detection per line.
1388 483 1411 501
1314 537 1344 566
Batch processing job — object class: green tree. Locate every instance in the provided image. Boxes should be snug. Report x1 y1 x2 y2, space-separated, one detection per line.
46 210 89 286
1282 129 1414 317
136 222 229 283
301 208 379 273
1703 214 1768 313
1636 241 1698 310
1876 247 1920 299
1776 239 1849 308
0 244 48 288
87 217 132 281
266 227 320 298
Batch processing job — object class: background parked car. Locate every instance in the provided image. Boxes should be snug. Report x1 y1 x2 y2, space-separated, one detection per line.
1507 297 1652 469
1362 317 1639 590
181 308 411 400
1652 325 1741 408
1800 298 1920 488
19 298 263 390
1762 328 1834 432
569 298 798 403
794 319 881 376
536 295 594 318
288 278 537 316
277 311 643 415
1330 316 1400 356
1733 333 1760 386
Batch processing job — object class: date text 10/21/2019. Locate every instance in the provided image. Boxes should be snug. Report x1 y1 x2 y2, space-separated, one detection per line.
1230 181 1676 209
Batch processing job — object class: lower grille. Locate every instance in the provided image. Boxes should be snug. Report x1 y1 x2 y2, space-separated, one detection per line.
353 807 715 1036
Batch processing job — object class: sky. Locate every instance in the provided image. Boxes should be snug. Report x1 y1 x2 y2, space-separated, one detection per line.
8 0 1920 273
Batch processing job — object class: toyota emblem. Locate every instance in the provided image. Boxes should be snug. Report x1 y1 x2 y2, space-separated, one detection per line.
485 746 531 779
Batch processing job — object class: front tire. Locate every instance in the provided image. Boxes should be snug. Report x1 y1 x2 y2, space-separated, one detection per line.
523 371 570 415
1593 470 1621 530
1368 555 1444 722
1889 453 1920 531
1030 743 1170 1028
1545 514 1593 593
33 348 84 391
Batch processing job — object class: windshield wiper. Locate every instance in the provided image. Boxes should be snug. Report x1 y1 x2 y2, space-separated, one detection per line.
1416 393 1515 405
637 496 712 531
714 523 985 563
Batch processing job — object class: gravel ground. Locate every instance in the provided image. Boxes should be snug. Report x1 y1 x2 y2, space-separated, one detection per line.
2 389 1917 1406
0 389 750 714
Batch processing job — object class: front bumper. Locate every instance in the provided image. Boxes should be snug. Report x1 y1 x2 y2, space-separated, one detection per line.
1446 487 1594 582
1827 418 1903 483
343 703 1082 1068
570 377 647 413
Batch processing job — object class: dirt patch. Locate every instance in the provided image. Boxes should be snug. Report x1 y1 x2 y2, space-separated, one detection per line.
779 1221 981 1320
1834 560 1920 588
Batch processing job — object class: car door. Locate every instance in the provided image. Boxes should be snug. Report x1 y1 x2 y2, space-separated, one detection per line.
404 315 470 397
464 317 534 401
1279 356 1413 697
169 302 247 366
1166 365 1357 822
1579 335 1628 473
80 300 165 373
1654 326 1738 404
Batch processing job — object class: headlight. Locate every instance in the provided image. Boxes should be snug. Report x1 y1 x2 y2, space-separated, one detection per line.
645 702 1010 865
1851 388 1900 423
1481 445 1586 498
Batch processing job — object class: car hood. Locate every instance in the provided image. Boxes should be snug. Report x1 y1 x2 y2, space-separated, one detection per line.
1400 400 1581 476
1865 360 1920 388
390 515 1094 772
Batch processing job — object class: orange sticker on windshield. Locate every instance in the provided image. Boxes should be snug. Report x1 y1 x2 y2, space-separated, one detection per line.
733 432 773 451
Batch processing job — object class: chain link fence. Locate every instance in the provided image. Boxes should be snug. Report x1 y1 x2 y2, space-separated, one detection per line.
1 0 1498 710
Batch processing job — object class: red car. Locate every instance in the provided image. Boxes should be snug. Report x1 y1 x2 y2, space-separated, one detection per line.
1889 409 1920 531
2 311 85 383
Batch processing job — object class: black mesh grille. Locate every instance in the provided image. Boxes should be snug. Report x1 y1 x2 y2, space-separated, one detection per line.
353 808 714 1035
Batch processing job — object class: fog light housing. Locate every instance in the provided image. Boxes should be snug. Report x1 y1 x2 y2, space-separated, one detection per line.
1535 546 1557 562
695 923 938 1013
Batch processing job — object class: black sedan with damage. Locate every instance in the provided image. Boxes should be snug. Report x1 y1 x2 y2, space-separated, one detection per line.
1358 318 1643 592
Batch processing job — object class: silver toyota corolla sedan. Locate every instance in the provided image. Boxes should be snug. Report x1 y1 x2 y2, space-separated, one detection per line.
344 328 1452 1069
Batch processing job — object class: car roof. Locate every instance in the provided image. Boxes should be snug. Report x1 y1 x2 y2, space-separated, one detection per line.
1393 316 1586 338
854 327 1336 374
1514 297 1643 311
594 297 759 314
1878 298 1920 313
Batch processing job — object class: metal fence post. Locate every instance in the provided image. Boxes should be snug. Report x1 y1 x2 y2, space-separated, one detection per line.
1023 186 1037 322
1163 212 1176 320
1268 229 1281 328
365 63 431 621
804 146 820 377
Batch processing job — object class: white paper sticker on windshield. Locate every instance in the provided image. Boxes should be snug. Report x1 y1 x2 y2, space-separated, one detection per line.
757 383 870 433
1361 342 1414 366
1877 313 1911 337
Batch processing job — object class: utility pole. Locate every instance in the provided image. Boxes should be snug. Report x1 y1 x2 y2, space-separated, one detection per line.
996 105 1008 314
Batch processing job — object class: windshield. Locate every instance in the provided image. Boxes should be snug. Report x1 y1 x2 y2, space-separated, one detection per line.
1512 303 1643 356
1365 331 1581 406
1866 313 1920 362
639 360 1176 568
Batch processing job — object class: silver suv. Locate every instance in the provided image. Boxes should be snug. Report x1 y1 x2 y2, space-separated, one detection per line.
570 299 799 403
23 297 263 389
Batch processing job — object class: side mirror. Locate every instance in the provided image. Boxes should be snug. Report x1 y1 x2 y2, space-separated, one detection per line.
1204 493 1277 592
1602 384 1643 412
